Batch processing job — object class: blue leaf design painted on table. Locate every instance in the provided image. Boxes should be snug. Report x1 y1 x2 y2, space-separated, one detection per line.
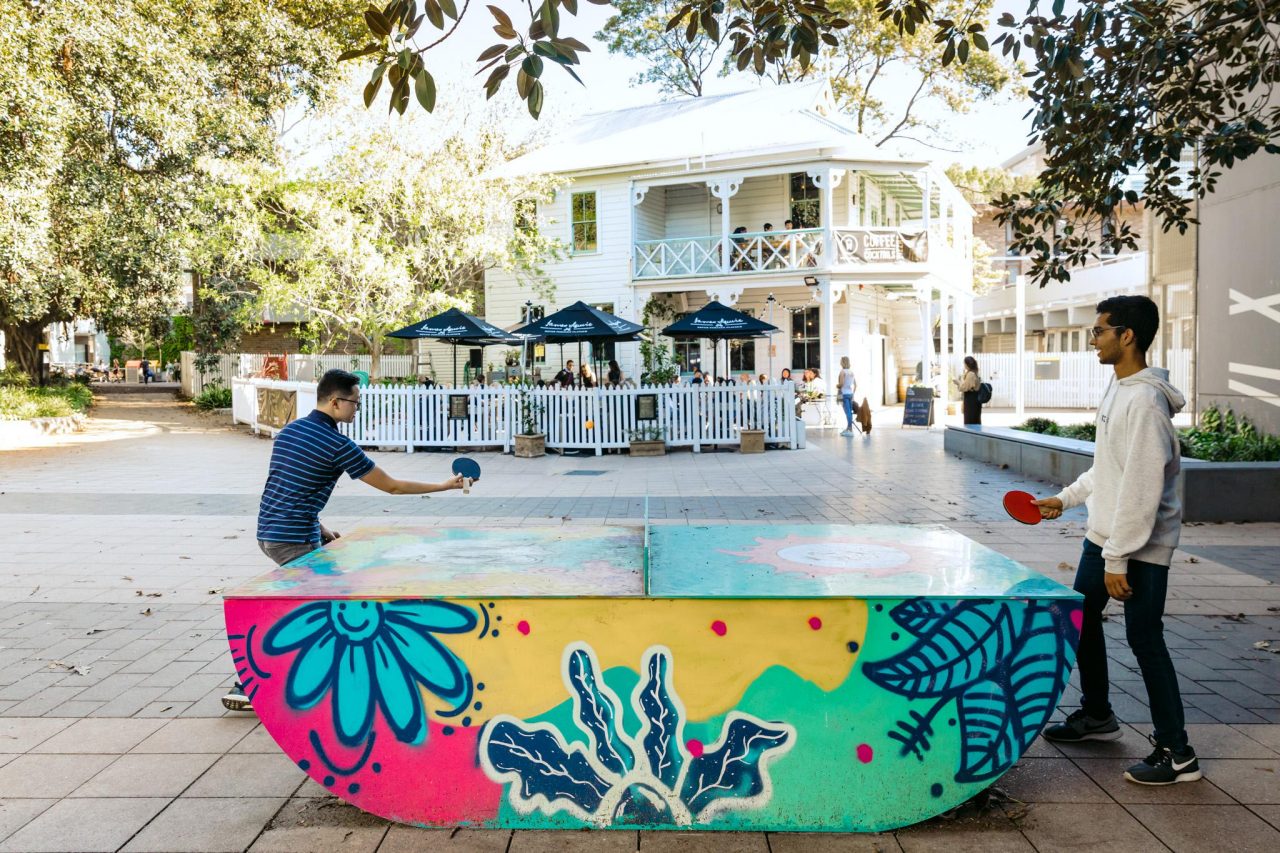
679 715 794 821
482 719 610 817
889 599 954 636
863 600 1014 698
566 645 635 777
479 645 796 827
635 648 683 788
954 678 1019 782
956 602 1074 782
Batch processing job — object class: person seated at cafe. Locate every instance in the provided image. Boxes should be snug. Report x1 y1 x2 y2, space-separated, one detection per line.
783 219 794 230
757 373 768 384
779 367 793 385
731 225 749 270
553 359 575 388
607 360 622 386
690 369 704 386
579 363 596 388
739 373 754 386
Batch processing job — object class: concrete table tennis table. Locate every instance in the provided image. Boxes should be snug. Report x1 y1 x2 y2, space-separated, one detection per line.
223 523 1081 832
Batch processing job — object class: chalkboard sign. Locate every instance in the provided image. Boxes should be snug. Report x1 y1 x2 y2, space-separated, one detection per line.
448 394 470 420
635 393 658 421
902 386 934 428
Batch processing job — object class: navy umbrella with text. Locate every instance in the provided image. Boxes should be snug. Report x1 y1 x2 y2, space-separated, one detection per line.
387 308 521 386
514 301 644 385
661 300 778 382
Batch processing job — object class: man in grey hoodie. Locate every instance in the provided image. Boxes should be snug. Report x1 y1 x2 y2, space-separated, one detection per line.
1033 295 1199 786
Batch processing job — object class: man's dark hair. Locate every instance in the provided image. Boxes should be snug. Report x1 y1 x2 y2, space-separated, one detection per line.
317 369 359 402
1096 295 1159 352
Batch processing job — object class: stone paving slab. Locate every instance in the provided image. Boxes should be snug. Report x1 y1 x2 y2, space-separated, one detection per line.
1 396 1278 851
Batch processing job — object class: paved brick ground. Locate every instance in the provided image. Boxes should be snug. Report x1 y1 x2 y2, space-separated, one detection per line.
1 393 1277 851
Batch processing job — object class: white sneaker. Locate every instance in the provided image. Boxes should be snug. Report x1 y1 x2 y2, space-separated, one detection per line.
840 429 853 436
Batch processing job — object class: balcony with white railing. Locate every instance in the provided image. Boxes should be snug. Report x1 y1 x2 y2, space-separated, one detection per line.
630 166 971 283
633 227 940 280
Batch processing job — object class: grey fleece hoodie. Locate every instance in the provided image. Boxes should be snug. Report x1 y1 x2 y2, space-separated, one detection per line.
1054 367 1186 574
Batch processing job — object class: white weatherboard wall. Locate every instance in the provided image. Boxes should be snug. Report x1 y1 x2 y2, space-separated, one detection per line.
485 177 640 377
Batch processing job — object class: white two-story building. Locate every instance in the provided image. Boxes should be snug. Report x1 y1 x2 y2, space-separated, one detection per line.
482 80 976 405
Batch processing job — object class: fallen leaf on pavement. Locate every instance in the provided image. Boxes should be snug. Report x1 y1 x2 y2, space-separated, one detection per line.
49 660 91 676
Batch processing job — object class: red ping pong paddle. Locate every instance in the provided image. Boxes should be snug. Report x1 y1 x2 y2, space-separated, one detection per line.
1003 490 1042 525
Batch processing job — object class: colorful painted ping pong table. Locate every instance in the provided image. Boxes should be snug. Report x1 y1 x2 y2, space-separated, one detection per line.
224 522 1081 832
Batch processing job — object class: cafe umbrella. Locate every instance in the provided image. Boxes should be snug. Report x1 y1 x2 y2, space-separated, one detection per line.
386 307 522 386
661 300 778 382
513 300 644 385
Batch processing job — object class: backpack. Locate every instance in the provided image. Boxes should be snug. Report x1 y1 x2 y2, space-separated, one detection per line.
976 382 993 405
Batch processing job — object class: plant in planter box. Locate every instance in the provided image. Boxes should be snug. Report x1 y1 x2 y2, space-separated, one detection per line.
628 424 666 456
514 385 546 458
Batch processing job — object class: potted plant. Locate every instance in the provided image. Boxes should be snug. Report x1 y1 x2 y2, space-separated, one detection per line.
628 424 666 456
514 385 545 458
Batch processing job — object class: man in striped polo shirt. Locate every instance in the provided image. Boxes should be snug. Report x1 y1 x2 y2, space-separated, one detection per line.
255 369 464 566
226 369 465 710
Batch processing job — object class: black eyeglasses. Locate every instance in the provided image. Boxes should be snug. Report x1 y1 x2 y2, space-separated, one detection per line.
334 397 361 410
1089 324 1126 339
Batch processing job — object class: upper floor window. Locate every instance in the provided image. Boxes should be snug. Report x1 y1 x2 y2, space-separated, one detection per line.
571 191 598 253
515 199 537 234
789 173 820 229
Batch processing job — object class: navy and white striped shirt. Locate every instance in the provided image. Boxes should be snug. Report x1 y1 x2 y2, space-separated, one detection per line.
256 410 375 544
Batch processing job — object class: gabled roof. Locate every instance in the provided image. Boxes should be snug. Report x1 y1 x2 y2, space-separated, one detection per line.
490 79 884 178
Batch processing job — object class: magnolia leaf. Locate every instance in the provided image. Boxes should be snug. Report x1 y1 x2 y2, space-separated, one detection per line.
338 43 382 62
527 79 544 119
364 8 392 38
414 68 436 112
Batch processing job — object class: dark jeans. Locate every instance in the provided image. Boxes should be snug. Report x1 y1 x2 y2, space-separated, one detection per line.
1073 538 1188 750
258 540 319 567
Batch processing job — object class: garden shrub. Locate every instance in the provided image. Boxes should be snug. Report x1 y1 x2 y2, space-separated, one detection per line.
0 383 92 420
1179 407 1280 462
194 384 233 411
1014 417 1061 435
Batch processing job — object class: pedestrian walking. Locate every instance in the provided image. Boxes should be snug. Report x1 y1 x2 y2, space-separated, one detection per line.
958 355 983 425
837 356 858 436
1032 296 1199 786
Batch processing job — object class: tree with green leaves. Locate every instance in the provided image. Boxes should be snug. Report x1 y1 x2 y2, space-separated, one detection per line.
596 0 721 98
346 1 853 118
875 0 1280 285
594 1 1019 148
236 103 565 379
0 1 360 375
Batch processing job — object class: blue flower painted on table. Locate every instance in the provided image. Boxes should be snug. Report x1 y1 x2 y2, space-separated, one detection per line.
479 643 796 827
263 600 477 746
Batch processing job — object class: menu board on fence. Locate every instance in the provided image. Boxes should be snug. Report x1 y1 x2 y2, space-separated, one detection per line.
902 387 934 428
448 394 470 420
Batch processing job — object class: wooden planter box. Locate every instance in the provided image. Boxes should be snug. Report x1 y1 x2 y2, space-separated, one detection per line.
514 433 545 458
739 428 765 454
629 440 666 457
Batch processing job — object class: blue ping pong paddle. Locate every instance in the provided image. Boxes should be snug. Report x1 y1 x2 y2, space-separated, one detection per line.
452 457 481 494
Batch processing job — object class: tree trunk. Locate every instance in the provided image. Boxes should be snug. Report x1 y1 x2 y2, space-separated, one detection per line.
2 321 45 378
369 336 382 382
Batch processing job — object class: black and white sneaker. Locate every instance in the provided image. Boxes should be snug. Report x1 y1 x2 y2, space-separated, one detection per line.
1124 739 1201 785
221 682 253 712
1043 708 1122 742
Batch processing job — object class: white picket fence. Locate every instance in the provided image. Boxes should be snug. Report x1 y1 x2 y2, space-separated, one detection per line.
231 379 798 453
951 349 1193 409
181 351 416 398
